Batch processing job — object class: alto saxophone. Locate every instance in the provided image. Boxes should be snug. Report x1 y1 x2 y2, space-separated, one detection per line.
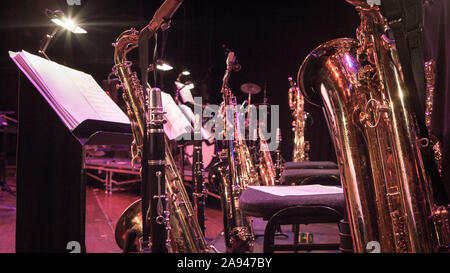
298 1 449 252
288 77 309 162
210 52 259 252
112 29 215 253
258 127 277 186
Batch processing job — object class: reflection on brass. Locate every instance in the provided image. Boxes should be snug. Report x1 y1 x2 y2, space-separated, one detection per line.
288 77 309 162
298 2 449 252
112 29 144 167
258 127 277 186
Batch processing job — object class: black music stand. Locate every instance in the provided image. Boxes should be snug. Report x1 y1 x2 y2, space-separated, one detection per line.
15 77 132 253
0 112 17 213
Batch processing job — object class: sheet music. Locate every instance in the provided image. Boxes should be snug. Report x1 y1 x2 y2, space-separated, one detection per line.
161 91 192 140
64 69 129 124
248 185 343 197
9 50 130 131
179 104 213 141
175 81 195 104
10 51 79 129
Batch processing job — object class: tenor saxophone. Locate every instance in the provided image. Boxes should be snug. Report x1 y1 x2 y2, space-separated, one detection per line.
209 52 259 252
297 1 449 252
288 77 309 162
112 29 215 253
258 127 277 186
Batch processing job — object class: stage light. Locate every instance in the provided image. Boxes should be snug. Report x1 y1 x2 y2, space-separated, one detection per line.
51 18 87 34
46 9 87 34
38 9 87 60
177 69 192 82
156 60 173 71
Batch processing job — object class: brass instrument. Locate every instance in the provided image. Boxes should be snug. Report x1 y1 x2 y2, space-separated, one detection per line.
210 51 259 252
112 29 215 253
298 1 449 252
113 29 145 167
288 77 309 162
258 127 277 186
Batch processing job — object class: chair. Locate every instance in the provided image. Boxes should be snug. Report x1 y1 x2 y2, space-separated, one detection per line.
281 161 340 186
239 160 353 253
240 185 352 253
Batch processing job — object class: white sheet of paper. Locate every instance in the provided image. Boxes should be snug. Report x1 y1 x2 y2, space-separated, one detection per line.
9 50 130 131
175 81 194 104
160 91 192 140
178 104 213 141
248 185 343 197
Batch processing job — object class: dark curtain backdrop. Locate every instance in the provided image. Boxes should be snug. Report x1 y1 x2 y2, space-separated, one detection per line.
0 0 363 163
423 0 450 200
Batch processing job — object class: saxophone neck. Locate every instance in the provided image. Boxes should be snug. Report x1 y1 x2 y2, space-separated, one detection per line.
113 29 139 66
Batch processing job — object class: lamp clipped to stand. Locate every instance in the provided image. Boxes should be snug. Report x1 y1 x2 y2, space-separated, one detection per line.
38 9 87 60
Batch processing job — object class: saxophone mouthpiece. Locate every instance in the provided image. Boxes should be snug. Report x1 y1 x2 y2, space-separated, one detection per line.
288 77 296 87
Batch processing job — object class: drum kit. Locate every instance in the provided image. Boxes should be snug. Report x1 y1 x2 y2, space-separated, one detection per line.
183 82 263 171
240 82 261 106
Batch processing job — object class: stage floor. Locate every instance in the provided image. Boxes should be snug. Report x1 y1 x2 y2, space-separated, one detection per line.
0 166 339 253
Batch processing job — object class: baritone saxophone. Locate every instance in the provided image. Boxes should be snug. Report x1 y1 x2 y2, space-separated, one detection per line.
112 29 216 253
288 77 309 162
258 127 277 186
209 51 259 252
297 1 449 252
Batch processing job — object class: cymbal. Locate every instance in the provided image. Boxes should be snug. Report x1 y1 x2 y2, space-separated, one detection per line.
240 83 261 95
